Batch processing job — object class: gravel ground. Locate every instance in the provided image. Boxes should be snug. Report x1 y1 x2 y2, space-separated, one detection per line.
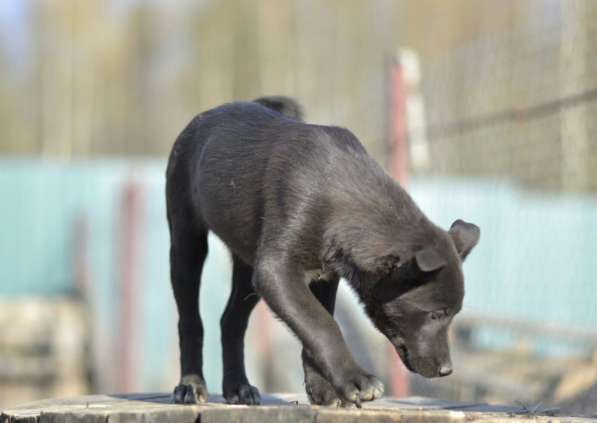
557 382 597 418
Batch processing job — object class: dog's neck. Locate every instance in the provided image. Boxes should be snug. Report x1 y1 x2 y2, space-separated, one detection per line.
321 177 440 290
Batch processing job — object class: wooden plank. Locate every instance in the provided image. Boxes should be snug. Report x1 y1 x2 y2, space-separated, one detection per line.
1 393 593 423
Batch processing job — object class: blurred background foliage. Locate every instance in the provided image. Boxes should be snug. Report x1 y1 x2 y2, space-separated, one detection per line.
3 0 597 190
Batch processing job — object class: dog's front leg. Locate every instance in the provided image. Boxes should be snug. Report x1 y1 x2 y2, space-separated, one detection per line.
302 278 341 406
253 257 384 406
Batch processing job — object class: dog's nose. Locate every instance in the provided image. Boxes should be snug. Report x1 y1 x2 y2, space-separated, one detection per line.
439 364 453 376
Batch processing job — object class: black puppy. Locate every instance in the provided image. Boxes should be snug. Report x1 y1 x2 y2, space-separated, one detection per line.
166 96 480 407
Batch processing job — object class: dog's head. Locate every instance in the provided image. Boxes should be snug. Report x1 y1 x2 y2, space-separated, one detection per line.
363 219 480 378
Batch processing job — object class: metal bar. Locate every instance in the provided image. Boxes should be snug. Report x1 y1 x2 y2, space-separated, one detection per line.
423 86 597 141
456 313 597 345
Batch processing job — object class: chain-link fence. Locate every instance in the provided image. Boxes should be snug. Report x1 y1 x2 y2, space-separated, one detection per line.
413 1 597 193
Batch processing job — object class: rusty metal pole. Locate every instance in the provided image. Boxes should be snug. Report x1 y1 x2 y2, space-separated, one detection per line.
389 59 409 186
254 302 273 389
388 55 411 397
115 180 143 393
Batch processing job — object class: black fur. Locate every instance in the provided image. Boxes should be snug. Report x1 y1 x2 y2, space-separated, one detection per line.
166 97 480 406
252 96 304 121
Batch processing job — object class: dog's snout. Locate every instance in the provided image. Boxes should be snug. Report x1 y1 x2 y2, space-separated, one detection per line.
439 364 453 377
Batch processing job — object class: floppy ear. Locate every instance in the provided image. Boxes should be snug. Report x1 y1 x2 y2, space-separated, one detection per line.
414 246 447 272
449 219 480 260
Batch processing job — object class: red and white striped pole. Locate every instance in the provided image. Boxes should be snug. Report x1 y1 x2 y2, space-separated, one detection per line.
388 48 429 397
115 180 143 393
388 55 411 398
389 58 409 186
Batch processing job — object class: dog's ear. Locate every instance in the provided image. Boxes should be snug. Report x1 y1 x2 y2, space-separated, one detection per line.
374 250 442 302
449 219 480 260
414 246 447 272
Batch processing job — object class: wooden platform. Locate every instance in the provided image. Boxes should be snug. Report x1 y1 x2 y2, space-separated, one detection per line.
0 393 592 423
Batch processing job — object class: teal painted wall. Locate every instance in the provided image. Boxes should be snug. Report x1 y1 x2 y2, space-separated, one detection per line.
1 159 596 391
412 179 597 332
0 159 230 392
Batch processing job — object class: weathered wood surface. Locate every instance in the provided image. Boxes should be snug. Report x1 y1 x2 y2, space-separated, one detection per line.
0 393 591 423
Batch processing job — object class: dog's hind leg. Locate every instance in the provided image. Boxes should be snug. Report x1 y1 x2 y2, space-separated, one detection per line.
169 219 209 404
302 277 342 406
220 255 261 405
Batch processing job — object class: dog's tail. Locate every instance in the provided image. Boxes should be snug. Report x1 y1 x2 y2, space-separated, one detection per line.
253 96 304 121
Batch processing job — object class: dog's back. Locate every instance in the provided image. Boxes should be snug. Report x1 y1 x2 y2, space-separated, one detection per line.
166 98 312 263
166 97 302 185
167 97 392 266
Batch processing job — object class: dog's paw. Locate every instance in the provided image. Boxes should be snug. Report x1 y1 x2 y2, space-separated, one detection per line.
333 368 384 407
223 381 261 405
305 367 341 407
173 374 208 404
